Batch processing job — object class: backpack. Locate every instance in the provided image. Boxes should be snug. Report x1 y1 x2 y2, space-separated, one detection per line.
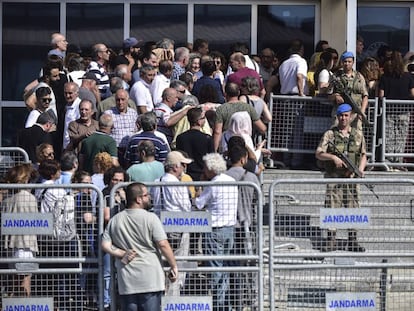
41 190 76 241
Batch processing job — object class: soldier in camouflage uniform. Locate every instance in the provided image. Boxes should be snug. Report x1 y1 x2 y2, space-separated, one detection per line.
316 103 367 252
331 51 369 131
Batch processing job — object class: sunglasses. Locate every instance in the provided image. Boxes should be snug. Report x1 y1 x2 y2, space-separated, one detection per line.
42 98 52 103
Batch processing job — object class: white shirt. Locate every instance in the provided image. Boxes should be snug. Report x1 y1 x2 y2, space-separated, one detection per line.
25 109 42 128
150 73 170 105
195 173 238 227
63 97 81 149
151 172 192 216
319 69 330 84
130 79 154 112
34 82 57 117
279 54 308 95
68 70 86 87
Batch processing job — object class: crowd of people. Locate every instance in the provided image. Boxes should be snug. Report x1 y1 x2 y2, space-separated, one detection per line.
3 31 414 310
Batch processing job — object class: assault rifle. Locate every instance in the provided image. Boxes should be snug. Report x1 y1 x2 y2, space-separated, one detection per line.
331 77 370 128
327 140 379 199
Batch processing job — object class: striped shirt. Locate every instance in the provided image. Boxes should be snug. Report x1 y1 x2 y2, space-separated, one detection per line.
87 61 110 99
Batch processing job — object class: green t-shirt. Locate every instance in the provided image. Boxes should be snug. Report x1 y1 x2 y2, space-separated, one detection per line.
102 208 168 295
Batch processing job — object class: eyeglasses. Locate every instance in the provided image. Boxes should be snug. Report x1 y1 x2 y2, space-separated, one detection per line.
100 49 110 54
42 98 52 103
44 152 54 158
178 90 186 94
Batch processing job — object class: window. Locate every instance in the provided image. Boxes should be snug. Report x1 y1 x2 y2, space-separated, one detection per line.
194 4 251 57
2 3 60 101
67 3 124 56
130 4 187 48
357 6 409 58
258 5 315 60
2 107 28 146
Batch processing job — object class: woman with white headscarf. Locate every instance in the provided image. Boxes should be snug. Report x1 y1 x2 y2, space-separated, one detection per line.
220 111 265 162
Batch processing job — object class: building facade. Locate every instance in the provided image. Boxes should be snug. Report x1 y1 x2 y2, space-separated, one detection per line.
1 0 413 145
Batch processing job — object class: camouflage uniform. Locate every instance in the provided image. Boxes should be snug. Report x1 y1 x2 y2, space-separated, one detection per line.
332 70 369 130
317 126 367 251
316 126 366 209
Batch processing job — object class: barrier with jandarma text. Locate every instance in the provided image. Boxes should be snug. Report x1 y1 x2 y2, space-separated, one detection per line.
0 183 104 311
108 180 264 311
268 178 414 311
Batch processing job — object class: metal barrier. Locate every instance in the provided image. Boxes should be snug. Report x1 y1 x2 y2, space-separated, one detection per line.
108 180 264 311
0 183 104 311
0 147 30 180
267 94 377 168
268 178 414 310
380 98 414 169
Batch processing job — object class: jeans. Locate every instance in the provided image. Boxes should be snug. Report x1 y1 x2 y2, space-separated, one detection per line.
203 226 234 311
120 291 162 311
103 252 111 306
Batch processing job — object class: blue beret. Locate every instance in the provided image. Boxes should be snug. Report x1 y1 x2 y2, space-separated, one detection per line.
341 51 354 61
337 103 352 115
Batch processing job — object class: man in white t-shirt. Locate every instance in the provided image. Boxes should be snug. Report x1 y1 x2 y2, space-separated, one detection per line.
279 39 308 96
130 64 157 114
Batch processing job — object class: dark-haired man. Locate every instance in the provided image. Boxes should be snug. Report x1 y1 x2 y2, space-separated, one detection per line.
176 107 214 180
192 60 225 104
18 112 55 163
102 182 177 311
213 83 266 152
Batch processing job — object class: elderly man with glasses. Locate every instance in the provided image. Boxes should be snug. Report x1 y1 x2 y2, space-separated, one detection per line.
87 43 111 100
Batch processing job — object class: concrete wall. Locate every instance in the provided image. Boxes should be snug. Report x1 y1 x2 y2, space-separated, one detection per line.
320 0 347 55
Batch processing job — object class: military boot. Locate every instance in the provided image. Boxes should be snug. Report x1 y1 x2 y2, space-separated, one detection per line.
348 230 365 252
323 230 337 252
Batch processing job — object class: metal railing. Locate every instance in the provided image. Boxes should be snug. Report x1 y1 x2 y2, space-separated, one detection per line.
0 183 104 311
108 180 264 311
268 178 414 311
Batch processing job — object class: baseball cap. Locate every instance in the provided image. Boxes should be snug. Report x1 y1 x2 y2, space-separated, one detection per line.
80 72 99 83
123 37 144 49
336 103 352 115
165 151 193 167
341 51 354 61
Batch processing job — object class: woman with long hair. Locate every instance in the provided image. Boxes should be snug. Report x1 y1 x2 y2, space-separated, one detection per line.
314 51 335 96
378 51 414 165
360 57 380 98
2 164 39 296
